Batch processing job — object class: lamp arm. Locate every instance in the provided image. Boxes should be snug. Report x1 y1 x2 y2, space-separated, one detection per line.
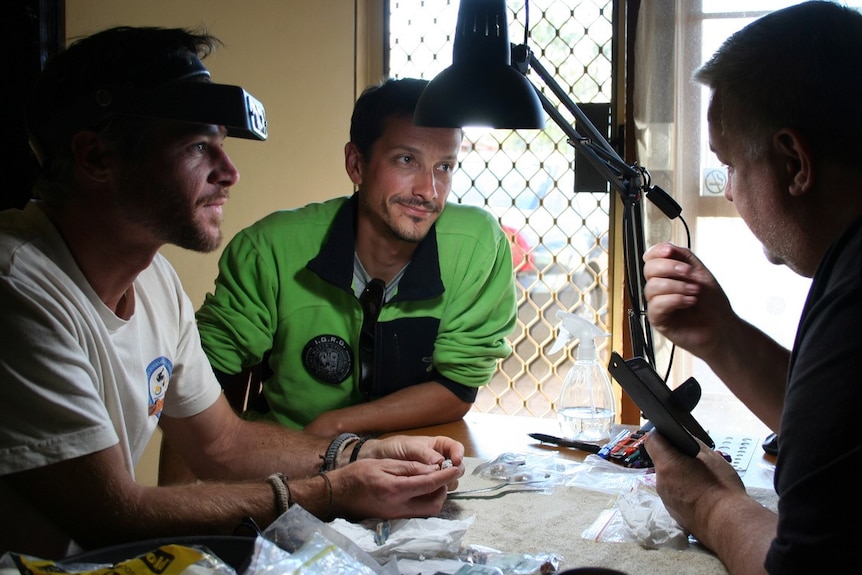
534 86 635 195
512 43 657 366
523 46 642 189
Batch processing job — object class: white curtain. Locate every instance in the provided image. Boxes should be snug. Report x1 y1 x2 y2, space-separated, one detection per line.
631 0 700 376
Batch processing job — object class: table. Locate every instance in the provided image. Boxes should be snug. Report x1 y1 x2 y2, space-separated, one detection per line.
385 412 778 574
394 411 776 490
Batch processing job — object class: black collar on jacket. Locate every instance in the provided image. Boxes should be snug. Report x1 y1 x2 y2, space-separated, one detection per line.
306 193 446 302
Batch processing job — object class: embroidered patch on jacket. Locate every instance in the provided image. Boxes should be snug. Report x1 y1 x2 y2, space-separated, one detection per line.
303 335 352 384
146 356 173 418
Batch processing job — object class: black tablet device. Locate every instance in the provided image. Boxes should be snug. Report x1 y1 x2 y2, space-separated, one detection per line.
608 351 714 457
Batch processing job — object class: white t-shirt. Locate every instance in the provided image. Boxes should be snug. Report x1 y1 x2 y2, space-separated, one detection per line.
0 202 222 547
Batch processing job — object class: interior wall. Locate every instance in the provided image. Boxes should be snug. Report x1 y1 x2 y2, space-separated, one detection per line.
65 0 370 485
66 0 359 308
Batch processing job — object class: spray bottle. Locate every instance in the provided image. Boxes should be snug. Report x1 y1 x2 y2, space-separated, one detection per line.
550 310 615 442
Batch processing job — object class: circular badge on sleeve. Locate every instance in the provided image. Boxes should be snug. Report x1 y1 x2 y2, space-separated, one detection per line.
302 334 352 384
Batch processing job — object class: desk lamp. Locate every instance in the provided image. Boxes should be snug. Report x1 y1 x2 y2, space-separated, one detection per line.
414 0 683 368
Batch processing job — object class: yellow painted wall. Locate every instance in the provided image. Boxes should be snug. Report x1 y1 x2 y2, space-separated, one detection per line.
65 0 384 485
66 0 360 305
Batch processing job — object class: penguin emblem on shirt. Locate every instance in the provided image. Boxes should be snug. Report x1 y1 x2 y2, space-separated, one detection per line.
146 356 173 417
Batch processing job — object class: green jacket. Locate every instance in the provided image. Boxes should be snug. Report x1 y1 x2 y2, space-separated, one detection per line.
197 194 517 429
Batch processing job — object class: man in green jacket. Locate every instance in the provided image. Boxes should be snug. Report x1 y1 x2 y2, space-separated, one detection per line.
163 78 515 481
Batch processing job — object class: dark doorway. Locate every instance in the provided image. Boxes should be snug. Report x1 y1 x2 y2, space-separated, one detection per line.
1 0 64 211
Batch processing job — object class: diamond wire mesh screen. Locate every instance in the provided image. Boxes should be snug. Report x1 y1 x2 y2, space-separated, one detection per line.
388 0 614 417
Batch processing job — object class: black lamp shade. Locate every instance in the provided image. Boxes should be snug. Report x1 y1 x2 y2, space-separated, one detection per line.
413 0 545 129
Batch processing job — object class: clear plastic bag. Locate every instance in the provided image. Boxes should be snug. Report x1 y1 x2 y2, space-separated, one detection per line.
471 452 649 495
581 474 689 550
246 532 381 575
260 505 397 575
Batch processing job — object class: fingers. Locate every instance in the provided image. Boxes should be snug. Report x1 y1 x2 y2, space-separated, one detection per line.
643 245 703 318
644 242 701 268
403 436 464 466
643 428 673 460
378 459 464 503
643 247 698 284
643 429 697 474
329 460 456 520
385 458 464 483
645 428 711 459
395 465 461 516
407 485 451 516
643 242 682 263
370 435 466 468
646 431 740 482
427 435 466 467
643 243 711 287
643 248 698 295
644 278 698 306
371 459 463 516
337 436 467 518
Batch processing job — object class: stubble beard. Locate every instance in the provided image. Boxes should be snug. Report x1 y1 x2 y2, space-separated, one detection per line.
172 191 227 253
382 195 441 244
116 178 226 253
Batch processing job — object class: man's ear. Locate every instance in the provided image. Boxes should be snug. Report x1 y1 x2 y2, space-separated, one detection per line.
70 131 114 183
774 128 813 197
344 142 363 187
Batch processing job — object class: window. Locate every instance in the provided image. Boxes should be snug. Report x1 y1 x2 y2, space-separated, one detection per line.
390 1 860 436
636 0 862 437
388 0 616 417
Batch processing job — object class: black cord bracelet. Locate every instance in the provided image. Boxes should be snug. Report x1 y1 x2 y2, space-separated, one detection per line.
349 436 372 463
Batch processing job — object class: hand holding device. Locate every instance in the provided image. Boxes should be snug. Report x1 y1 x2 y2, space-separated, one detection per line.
607 352 714 457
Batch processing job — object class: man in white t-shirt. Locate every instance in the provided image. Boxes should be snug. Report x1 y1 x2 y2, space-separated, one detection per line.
0 25 464 559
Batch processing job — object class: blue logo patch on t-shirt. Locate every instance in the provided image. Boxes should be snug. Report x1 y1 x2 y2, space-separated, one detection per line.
146 356 173 418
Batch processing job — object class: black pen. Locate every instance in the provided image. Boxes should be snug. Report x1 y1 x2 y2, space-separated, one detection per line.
528 432 602 454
